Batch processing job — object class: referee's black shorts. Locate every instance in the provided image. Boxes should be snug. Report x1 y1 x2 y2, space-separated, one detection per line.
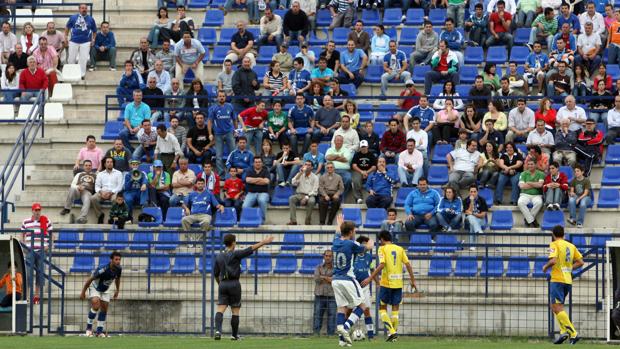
218 280 242 307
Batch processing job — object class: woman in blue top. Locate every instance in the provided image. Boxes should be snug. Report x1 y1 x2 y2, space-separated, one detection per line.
369 25 390 66
436 186 463 232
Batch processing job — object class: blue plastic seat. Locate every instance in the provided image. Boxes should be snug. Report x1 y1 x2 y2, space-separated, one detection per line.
408 234 432 253
383 8 404 26
183 68 196 84
131 231 154 250
364 65 383 83
509 46 529 64
56 229 80 249
217 28 236 45
486 46 508 64
272 186 294 206
464 47 484 65
478 188 493 208
147 255 170 273
374 122 387 137
428 8 446 25
567 234 588 250
139 207 163 227
101 121 124 140
608 64 620 80
431 144 452 164
248 254 272 274
541 210 565 230
198 254 215 273
299 254 322 274
318 143 330 155
590 234 613 252
454 257 478 277
190 0 210 8
155 230 179 250
282 233 304 251
70 254 95 272
428 257 453 276
398 27 419 45
480 257 504 277
342 208 362 227
395 187 415 207
412 65 431 84
364 208 387 229
253 65 268 78
332 27 349 45
214 207 237 227
202 10 224 27
239 207 263 227
257 46 277 64
316 9 331 26
210 46 229 64
606 145 620 164
430 84 443 96
105 230 128 250
505 257 530 277
602 167 620 186
80 230 104 250
434 234 459 253
210 0 226 7
460 65 478 84
455 84 470 96
361 9 380 26
532 257 550 278
163 207 184 227
598 188 620 208
172 254 196 274
197 27 217 46
308 29 328 46
513 28 531 45
490 210 513 230
405 8 425 26
340 84 356 96
427 165 449 185
274 254 298 274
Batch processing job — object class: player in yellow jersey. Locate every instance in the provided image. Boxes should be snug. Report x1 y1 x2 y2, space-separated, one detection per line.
364 231 416 342
542 225 584 345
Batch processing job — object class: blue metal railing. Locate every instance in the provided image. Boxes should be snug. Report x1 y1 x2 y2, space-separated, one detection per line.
0 90 46 229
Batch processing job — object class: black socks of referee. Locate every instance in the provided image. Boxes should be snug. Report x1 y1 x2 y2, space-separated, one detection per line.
215 312 223 333
231 315 240 338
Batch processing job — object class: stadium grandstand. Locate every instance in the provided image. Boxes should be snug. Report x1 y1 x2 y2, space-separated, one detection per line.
0 0 620 346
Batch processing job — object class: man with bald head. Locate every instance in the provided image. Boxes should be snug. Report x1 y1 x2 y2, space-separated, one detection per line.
148 59 172 94
556 95 587 133
224 21 256 68
142 76 165 122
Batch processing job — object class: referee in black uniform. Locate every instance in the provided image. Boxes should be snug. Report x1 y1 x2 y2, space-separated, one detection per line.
213 233 274 340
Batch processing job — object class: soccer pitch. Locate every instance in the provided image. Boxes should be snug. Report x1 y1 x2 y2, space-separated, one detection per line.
0 336 611 349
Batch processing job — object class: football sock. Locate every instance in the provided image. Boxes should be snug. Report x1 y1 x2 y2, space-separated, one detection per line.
337 312 345 329
556 311 577 337
95 311 106 334
390 311 399 333
86 308 97 330
344 307 364 331
231 315 240 338
365 315 375 339
553 313 566 334
215 312 224 333
379 309 395 335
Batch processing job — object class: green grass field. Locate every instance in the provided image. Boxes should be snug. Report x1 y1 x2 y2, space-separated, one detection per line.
0 336 611 349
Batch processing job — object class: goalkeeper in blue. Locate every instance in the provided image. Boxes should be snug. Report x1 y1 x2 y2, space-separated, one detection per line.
332 215 374 346
353 235 379 340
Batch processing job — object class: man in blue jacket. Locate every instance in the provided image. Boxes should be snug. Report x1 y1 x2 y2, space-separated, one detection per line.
208 91 237 177
365 157 397 209
123 160 148 217
181 178 224 238
404 177 440 236
225 137 254 177
89 21 116 72
116 60 144 106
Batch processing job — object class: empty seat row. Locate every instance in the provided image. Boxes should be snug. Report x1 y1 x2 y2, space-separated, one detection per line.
428 256 553 278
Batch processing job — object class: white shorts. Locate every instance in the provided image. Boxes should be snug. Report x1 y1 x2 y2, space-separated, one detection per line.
332 278 364 309
361 285 372 308
88 284 111 303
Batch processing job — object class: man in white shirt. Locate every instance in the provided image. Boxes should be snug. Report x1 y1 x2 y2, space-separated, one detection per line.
606 95 620 145
397 138 423 187
90 156 124 224
147 60 172 95
0 22 18 64
331 115 359 152
258 7 283 48
447 139 482 189
405 116 429 178
154 124 182 174
506 99 535 143
526 119 555 155
579 2 606 43
575 21 602 76
288 160 319 225
556 95 587 132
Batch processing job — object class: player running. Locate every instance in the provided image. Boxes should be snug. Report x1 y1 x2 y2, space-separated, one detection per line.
352 235 378 340
542 225 584 345
332 215 374 346
365 231 417 342
213 233 274 340
80 251 122 337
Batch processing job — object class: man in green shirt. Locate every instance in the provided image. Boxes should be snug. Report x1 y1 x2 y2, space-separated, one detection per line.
267 101 288 146
527 8 558 50
517 159 545 227
515 0 541 28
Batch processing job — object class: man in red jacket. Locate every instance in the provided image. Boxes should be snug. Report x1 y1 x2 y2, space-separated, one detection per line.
543 162 569 211
379 119 406 165
575 118 604 177
20 56 48 101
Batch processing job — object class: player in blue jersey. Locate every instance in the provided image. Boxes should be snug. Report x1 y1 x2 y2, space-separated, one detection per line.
332 215 374 346
80 251 122 337
353 235 378 340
